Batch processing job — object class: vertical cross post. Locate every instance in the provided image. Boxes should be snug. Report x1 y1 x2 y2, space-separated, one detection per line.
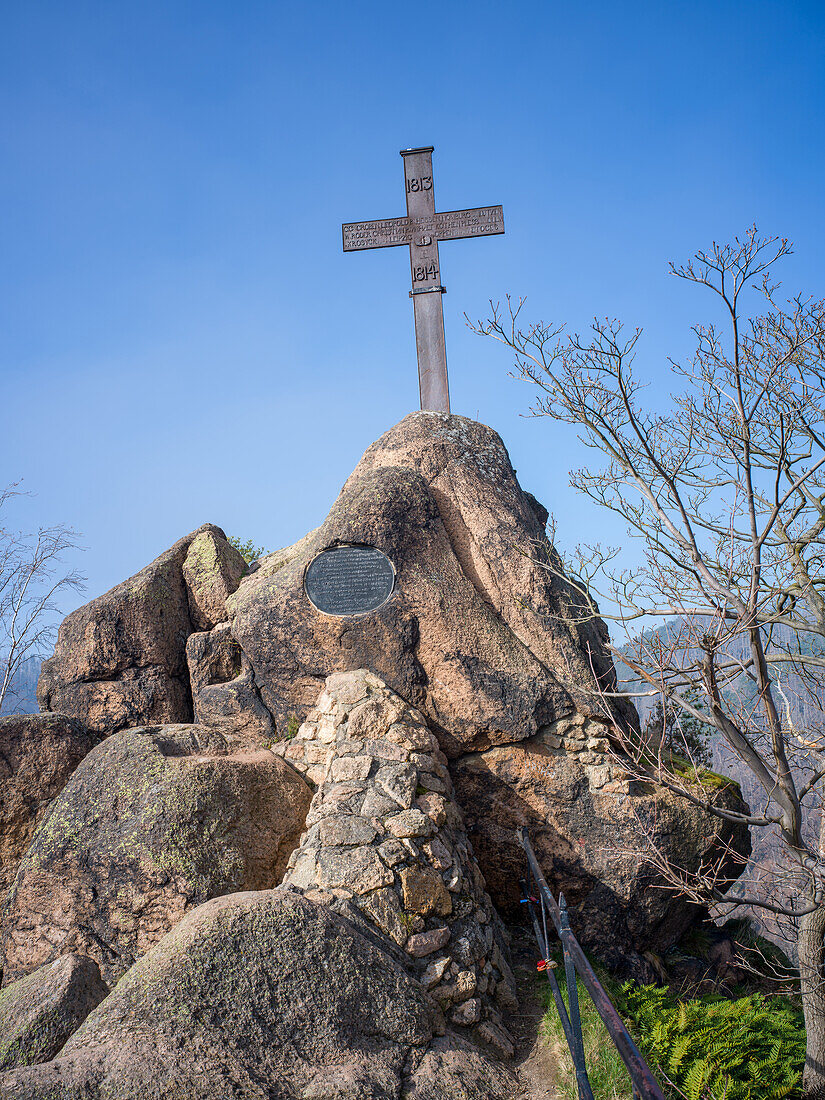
401 147 449 413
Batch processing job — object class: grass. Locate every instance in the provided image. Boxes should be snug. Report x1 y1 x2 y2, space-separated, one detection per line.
539 952 805 1100
539 961 635 1100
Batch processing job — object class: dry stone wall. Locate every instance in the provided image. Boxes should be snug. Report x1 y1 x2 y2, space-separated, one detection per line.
276 669 517 1058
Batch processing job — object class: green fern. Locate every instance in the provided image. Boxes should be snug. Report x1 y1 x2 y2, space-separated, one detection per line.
615 983 805 1100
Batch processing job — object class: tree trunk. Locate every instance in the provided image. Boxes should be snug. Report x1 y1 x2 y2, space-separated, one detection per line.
799 905 825 1098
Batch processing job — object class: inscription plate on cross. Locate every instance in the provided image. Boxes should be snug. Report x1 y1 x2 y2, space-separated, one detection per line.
342 146 504 414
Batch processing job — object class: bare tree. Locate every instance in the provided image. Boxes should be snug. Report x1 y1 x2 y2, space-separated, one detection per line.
0 485 84 714
469 229 825 1097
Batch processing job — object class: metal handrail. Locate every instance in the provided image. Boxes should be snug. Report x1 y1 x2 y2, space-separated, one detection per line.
517 827 666 1100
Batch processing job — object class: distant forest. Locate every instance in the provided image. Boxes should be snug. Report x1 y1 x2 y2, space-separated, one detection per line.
1 655 40 716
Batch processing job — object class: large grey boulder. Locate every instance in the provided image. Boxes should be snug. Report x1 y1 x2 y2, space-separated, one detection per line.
0 953 108 1069
0 888 519 1099
1 723 311 986
0 713 98 899
37 524 245 734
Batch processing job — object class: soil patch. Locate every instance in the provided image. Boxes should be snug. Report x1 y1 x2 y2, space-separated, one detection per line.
507 922 562 1100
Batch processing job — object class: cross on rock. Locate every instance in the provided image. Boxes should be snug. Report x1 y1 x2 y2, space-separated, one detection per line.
342 146 504 414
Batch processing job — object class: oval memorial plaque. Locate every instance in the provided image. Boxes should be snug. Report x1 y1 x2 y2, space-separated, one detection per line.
304 545 396 617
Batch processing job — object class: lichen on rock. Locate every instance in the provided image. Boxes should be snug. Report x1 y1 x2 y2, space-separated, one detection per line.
0 888 520 1099
0 952 107 1069
1 723 312 985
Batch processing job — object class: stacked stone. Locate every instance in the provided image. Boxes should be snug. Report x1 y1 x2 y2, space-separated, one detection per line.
277 669 517 1058
539 712 630 793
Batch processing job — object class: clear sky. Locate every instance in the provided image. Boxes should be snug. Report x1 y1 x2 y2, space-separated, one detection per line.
2 0 825 615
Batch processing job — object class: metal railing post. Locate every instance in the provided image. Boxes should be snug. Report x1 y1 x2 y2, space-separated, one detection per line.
520 878 577 1055
560 894 595 1100
516 827 666 1100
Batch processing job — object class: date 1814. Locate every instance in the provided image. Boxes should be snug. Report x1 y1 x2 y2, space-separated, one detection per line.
412 261 439 283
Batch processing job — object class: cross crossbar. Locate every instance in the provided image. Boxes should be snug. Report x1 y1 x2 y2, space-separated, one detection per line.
342 206 505 251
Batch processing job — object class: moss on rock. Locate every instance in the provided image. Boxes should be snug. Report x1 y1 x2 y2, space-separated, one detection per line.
0 954 107 1069
1 725 311 986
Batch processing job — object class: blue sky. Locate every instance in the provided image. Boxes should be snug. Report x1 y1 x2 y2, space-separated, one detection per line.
2 0 825 614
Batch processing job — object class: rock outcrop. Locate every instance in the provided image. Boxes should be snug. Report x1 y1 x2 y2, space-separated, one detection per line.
181 527 246 631
0 714 99 899
35 417 631 759
37 524 245 734
0 888 519 1100
0 953 108 1069
280 670 517 1055
452 724 751 966
1 723 311 985
222 413 634 755
186 621 276 741
31 412 749 969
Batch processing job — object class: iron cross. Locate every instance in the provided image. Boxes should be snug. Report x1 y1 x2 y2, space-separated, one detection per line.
342 146 504 414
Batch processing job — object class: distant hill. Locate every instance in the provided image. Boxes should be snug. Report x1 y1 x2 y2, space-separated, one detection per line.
1 654 41 716
617 623 822 955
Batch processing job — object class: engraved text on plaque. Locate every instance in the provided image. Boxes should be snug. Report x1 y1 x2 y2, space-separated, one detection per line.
304 545 396 617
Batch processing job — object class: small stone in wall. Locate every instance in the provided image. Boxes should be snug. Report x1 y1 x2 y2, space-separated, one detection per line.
362 788 402 817
399 866 452 918
587 764 613 789
377 838 408 866
422 837 453 871
329 755 372 782
317 846 394 894
286 850 318 890
433 969 478 1008
356 888 408 946
385 808 435 838
417 772 448 794
451 998 482 1026
410 752 450 779
363 738 409 763
406 926 451 958
318 815 377 847
420 955 451 989
415 792 448 825
375 764 417 808
348 698 405 740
